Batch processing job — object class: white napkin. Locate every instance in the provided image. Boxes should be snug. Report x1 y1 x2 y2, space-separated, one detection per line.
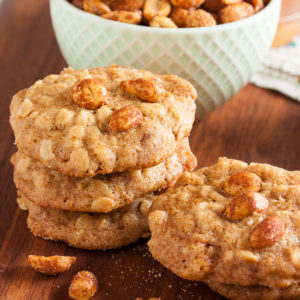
251 35 300 102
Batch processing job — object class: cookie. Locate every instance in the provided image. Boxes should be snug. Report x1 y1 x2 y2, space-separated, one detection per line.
12 139 196 213
148 157 300 288
208 280 300 300
18 192 153 250
10 65 196 177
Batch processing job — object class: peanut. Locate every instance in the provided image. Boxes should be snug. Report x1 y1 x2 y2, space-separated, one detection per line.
83 0 111 15
112 0 145 11
184 9 217 27
69 270 98 300
203 0 225 12
122 78 166 102
223 0 243 4
73 0 262 27
224 171 261 195
28 255 76 275
170 0 204 9
108 106 143 132
101 10 142 24
150 16 178 28
203 0 241 12
224 192 269 220
219 2 254 24
250 216 285 249
143 0 172 21
170 7 190 27
73 0 84 9
72 79 108 110
246 0 264 12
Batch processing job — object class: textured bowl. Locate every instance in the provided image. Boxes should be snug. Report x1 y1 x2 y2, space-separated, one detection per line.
50 0 281 118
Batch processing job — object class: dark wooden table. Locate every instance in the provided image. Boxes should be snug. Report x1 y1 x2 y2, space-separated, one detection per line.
0 0 299 299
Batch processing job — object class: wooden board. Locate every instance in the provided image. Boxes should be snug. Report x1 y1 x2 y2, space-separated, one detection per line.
0 0 299 299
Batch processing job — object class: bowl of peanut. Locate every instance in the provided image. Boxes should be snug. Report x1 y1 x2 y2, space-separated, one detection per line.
50 0 281 118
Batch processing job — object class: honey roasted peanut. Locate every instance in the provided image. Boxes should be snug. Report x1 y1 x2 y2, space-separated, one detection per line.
223 0 243 4
74 0 266 27
203 0 242 12
250 216 285 249
224 171 262 195
224 192 269 220
218 2 254 23
108 106 143 132
111 0 145 11
184 9 217 27
72 79 108 110
170 0 204 9
150 16 178 28
69 270 98 300
203 0 225 12
83 0 111 15
143 0 172 21
72 0 84 9
246 0 264 12
170 7 190 27
122 78 166 102
101 10 142 24
28 255 76 275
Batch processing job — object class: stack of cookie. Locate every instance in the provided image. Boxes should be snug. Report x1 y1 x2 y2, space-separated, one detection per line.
9 65 197 250
148 157 300 300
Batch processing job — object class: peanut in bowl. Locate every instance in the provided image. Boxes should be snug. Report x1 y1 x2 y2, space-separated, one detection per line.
50 0 281 118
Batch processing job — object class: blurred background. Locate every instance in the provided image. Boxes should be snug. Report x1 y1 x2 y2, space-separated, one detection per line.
273 0 300 47
0 1 299 299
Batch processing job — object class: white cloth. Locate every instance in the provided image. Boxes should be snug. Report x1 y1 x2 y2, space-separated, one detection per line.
251 35 300 102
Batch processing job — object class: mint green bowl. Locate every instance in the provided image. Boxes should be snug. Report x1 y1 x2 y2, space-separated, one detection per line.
50 0 281 118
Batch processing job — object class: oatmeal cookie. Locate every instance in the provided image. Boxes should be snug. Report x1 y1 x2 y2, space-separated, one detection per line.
148 157 300 288
208 280 300 300
10 65 196 177
12 139 196 213
18 192 153 250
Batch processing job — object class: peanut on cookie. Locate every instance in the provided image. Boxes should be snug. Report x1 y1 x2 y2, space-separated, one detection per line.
108 106 143 132
72 79 108 109
10 66 196 177
148 157 300 288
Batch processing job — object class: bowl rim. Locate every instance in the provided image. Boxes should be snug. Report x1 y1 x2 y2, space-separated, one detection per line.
51 0 281 33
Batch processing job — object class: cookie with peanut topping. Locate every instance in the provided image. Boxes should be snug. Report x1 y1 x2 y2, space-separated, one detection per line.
208 280 300 300
10 65 196 177
12 139 196 213
148 157 300 288
18 192 153 250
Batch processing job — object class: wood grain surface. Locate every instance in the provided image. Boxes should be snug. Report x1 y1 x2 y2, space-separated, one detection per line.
0 0 299 299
